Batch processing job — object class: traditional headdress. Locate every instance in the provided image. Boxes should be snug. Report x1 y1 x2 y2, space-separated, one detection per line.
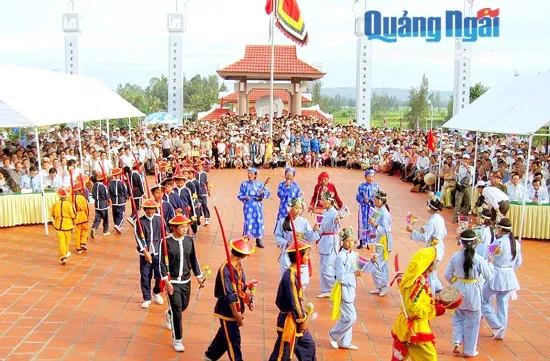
169 213 192 225
496 218 512 230
459 229 477 244
375 190 387 200
57 187 71 198
142 199 159 209
338 226 355 243
399 247 437 290
112 168 123 176
289 197 304 208
365 169 376 176
247 167 258 174
285 239 311 253
317 172 329 181
285 167 296 176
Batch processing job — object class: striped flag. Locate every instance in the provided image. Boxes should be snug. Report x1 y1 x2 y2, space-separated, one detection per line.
266 0 308 46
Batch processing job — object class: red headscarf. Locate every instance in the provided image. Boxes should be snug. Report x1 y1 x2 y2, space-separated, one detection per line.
318 172 329 182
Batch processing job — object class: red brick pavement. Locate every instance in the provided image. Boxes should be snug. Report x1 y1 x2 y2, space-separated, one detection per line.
0 168 548 361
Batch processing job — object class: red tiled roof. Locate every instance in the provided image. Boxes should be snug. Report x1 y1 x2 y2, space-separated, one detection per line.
222 90 311 104
200 108 234 121
218 45 325 81
302 109 330 122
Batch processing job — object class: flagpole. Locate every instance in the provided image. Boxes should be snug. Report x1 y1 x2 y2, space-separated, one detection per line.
269 0 277 139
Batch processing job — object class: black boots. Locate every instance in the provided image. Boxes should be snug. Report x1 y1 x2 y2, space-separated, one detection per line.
256 238 265 249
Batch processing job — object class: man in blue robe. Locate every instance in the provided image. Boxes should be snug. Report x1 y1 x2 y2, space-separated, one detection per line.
355 169 379 248
275 167 302 226
237 168 270 248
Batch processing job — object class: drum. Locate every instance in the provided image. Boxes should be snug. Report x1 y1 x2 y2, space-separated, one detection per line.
424 172 436 186
438 285 463 309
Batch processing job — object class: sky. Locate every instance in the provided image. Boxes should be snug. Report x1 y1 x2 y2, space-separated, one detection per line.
0 0 548 92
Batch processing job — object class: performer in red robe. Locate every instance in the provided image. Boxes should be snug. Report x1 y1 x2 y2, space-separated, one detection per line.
308 172 343 214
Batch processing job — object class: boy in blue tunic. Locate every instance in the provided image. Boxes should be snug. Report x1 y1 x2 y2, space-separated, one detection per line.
275 167 303 226
355 169 379 248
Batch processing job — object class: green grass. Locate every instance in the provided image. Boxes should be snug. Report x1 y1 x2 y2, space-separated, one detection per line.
332 109 447 129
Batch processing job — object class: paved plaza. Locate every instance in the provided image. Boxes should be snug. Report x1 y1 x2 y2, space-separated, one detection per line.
0 168 548 361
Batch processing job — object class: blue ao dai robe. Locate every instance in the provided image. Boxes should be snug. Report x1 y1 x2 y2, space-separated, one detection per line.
410 213 447 294
318 206 340 293
445 250 494 356
330 248 358 348
355 182 379 243
238 180 271 238
274 216 319 288
275 181 303 225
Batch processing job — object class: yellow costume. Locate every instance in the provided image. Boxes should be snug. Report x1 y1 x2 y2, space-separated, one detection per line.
74 193 90 251
391 247 445 361
50 191 76 261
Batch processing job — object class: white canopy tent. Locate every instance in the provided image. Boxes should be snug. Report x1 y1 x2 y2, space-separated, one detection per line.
443 73 550 241
0 63 145 234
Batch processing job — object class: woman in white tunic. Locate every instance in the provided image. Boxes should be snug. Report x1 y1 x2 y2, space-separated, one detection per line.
481 217 522 340
274 197 320 289
328 227 361 350
445 229 494 358
367 190 393 296
405 196 447 295
316 191 341 298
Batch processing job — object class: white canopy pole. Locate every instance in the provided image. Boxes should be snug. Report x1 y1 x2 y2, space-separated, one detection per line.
517 134 533 242
77 122 85 177
106 119 112 168
470 132 479 213
35 127 49 236
128 117 132 147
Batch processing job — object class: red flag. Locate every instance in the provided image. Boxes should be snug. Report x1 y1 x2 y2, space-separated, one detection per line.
265 0 273 14
427 129 436 152
477 8 499 20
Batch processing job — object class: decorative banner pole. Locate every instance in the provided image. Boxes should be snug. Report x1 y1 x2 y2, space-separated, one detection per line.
354 0 372 130
62 0 81 130
453 0 473 116
167 1 186 127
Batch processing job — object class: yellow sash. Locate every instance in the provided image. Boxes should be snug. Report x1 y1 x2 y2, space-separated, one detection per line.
380 234 389 261
330 281 342 321
281 313 297 354
450 276 478 283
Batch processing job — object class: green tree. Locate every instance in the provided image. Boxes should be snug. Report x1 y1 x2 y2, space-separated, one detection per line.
116 83 149 114
308 80 322 105
469 82 489 104
405 74 430 129
446 95 454 121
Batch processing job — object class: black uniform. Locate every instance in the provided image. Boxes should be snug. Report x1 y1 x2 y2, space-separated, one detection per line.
205 261 248 361
268 268 316 361
174 187 197 234
109 178 127 229
157 199 175 230
196 171 211 220
160 234 202 341
130 170 145 220
186 179 202 227
134 213 163 301
91 181 110 233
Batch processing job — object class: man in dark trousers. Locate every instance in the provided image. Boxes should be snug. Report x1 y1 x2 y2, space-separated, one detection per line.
204 237 256 361
91 173 111 238
134 199 164 309
109 168 127 234
268 240 316 361
173 172 198 234
195 160 211 225
127 162 145 225
161 212 205 352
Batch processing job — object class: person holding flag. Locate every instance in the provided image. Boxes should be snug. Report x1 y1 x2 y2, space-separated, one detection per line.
91 173 111 238
50 187 76 265
203 237 256 361
160 212 205 352
109 168 127 234
72 181 91 254
134 199 164 309
268 239 316 361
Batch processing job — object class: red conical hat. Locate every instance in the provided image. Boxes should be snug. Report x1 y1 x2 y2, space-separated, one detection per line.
96 173 105 181
173 173 185 179
169 213 191 225
142 199 159 208
57 187 71 198
72 182 83 192
112 168 123 176
230 237 256 255
285 239 311 253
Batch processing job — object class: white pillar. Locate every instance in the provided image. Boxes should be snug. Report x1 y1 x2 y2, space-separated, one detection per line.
167 13 185 126
453 2 473 116
62 8 81 129
355 10 372 130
